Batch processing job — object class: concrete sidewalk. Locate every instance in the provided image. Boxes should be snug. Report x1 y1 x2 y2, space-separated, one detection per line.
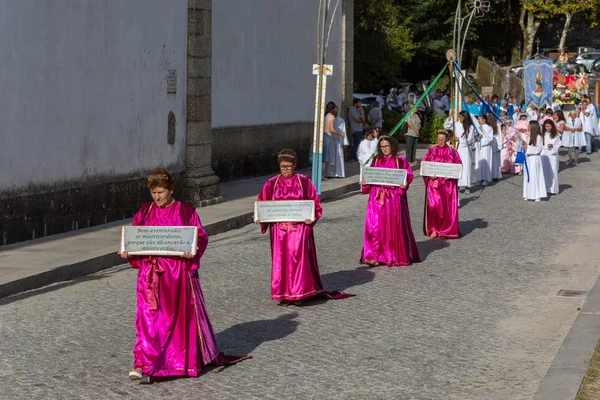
0 148 432 299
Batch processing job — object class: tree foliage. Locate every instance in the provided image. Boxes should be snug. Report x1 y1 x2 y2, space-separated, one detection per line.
354 0 417 92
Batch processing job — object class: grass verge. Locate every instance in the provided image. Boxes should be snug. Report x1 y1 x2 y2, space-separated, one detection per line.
576 339 600 400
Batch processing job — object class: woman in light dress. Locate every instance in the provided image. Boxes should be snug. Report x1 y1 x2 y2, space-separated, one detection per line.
488 112 503 181
522 121 547 202
473 114 494 186
444 111 474 193
541 119 561 195
323 101 345 180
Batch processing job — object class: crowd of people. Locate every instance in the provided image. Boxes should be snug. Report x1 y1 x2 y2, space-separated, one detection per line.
449 93 599 202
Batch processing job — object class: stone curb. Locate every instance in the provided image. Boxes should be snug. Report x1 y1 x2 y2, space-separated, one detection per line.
533 277 600 400
0 181 360 299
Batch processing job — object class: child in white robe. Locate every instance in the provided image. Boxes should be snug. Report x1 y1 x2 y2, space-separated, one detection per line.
541 119 561 195
522 121 547 201
564 111 582 166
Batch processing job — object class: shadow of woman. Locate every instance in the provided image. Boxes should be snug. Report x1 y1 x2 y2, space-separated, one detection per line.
417 238 450 262
321 268 376 292
460 218 489 237
559 184 573 194
215 312 300 356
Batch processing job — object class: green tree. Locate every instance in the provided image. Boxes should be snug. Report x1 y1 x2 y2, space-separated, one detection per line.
354 0 417 91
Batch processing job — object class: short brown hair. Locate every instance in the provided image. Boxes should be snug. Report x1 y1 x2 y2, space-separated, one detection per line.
147 168 174 191
277 149 297 166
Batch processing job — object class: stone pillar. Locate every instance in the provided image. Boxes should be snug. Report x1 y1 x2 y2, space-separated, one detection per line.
341 0 354 119
183 0 222 207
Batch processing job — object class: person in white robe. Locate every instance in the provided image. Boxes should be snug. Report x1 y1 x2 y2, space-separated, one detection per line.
512 107 521 125
472 114 494 186
522 121 547 201
487 113 503 181
325 116 348 178
541 119 561 195
564 111 582 165
580 97 599 154
444 110 475 193
357 127 379 180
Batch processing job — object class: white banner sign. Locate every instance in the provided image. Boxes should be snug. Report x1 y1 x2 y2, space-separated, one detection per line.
362 167 407 186
420 161 463 179
254 200 315 223
120 226 198 256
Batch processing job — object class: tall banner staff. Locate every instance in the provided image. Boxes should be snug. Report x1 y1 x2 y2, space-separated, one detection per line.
311 0 340 194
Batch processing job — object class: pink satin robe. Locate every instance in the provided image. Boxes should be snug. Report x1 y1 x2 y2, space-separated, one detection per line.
129 201 248 377
501 127 516 174
361 155 420 266
422 145 462 239
257 174 329 301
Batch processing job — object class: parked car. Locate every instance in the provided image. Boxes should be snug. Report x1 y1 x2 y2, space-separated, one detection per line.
575 51 600 71
510 65 524 78
353 93 377 107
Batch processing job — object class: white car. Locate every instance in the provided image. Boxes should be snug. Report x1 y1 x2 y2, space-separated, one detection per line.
575 51 600 71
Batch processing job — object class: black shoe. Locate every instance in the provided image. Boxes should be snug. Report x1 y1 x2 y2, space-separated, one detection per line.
139 375 153 385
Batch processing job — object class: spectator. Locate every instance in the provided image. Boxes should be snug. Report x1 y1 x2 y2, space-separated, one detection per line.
348 98 366 161
368 101 383 131
433 92 446 116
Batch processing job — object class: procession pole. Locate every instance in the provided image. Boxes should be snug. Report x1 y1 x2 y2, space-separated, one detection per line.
311 0 328 193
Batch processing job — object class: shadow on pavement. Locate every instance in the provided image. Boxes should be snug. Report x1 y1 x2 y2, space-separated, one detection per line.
215 312 300 355
0 265 129 305
559 184 573 194
460 218 488 237
417 238 450 261
321 268 375 292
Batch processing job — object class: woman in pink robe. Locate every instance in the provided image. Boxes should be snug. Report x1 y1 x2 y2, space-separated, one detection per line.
256 149 353 306
121 169 248 384
422 131 462 239
360 136 420 267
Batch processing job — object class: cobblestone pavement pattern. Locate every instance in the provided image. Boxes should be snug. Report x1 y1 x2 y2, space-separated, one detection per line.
2 154 600 400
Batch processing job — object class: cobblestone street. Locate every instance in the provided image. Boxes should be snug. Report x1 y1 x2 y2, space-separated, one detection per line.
2 156 600 400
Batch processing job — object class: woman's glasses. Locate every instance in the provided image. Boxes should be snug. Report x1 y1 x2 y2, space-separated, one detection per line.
280 164 294 170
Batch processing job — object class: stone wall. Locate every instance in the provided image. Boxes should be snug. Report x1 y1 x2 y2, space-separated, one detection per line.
0 0 189 246
212 123 312 181
475 56 524 100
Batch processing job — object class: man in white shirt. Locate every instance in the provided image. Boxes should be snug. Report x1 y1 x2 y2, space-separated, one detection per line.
580 96 598 154
368 102 383 130
386 88 401 112
526 104 539 122
433 92 446 116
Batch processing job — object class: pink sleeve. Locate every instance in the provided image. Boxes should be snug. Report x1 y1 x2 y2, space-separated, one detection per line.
187 211 209 272
399 156 414 195
127 204 151 269
304 176 323 224
257 179 274 234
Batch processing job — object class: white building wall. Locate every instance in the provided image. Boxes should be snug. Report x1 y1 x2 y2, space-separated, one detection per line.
212 0 343 128
0 0 188 192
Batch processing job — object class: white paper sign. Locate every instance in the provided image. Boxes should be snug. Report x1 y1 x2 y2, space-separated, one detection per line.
362 167 407 186
420 161 463 179
254 200 315 223
120 226 198 256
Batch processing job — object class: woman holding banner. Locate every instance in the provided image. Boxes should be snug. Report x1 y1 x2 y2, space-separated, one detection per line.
422 130 462 239
120 169 248 384
256 149 353 306
360 136 420 267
